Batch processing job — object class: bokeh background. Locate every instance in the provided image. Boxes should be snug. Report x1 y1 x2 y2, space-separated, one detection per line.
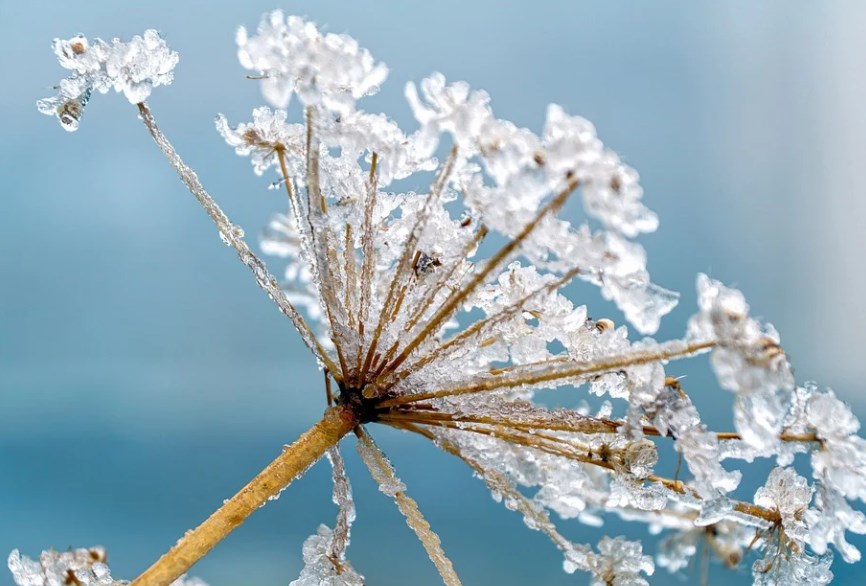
2 1 865 584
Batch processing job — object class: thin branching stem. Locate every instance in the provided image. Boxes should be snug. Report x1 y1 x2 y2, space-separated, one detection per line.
400 224 489 334
380 407 621 435
326 446 354 572
355 152 380 386
136 102 341 381
401 421 593 573
343 223 359 333
299 107 351 378
380 339 716 407
381 176 581 379
358 145 459 385
354 427 463 586
377 263 585 392
394 416 780 525
381 406 821 446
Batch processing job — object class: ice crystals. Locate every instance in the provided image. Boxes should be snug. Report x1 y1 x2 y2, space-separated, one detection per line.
290 525 364 586
806 388 866 502
586 536 654 586
237 11 388 114
8 547 206 586
38 30 177 131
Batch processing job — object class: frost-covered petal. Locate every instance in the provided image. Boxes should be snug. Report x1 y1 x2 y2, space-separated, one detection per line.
803 388 866 501
752 549 833 586
215 107 305 176
7 547 208 586
687 275 794 453
543 104 658 238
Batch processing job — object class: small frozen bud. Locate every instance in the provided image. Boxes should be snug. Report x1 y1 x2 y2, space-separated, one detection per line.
623 439 658 478
39 29 178 131
596 318 615 332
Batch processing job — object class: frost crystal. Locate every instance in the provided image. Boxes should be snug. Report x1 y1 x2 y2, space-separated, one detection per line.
8 548 207 586
586 536 654 586
806 389 866 502
688 274 795 453
752 550 833 586
38 30 177 130
8 547 114 586
807 482 866 563
755 467 812 544
658 520 750 573
237 11 388 114
290 525 364 586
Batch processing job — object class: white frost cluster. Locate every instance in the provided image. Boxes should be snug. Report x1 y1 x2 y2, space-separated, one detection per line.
37 30 178 130
290 525 364 586
8 548 207 586
585 536 654 586
806 389 866 502
8 547 114 586
754 467 813 544
751 468 834 585
689 274 795 453
236 11 387 114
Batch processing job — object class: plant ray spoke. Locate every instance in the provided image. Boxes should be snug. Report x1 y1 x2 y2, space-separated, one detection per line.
358 145 459 385
136 102 341 380
354 426 463 586
380 339 716 408
381 176 581 380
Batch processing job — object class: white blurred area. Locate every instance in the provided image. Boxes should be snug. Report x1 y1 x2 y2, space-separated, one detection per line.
696 4 866 401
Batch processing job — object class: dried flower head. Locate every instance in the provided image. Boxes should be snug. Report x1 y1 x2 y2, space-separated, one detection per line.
23 10 866 586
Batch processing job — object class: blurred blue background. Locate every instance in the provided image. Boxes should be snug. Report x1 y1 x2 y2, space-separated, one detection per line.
3 1 865 584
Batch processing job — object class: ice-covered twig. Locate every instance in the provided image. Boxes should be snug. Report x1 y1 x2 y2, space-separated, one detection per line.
354 426 462 586
136 102 340 380
326 447 355 569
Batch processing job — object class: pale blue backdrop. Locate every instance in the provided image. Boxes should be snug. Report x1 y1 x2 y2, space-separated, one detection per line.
3 1 866 584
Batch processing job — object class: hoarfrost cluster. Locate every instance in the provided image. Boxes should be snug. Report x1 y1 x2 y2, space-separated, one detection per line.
37 30 177 130
7 548 207 586
23 9 866 586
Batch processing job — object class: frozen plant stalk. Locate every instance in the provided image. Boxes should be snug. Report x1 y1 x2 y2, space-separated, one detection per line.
21 9 866 586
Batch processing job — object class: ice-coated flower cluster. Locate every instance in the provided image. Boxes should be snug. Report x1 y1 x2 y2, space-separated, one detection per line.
688 274 796 454
237 10 387 115
751 467 834 586
586 536 654 586
290 525 364 586
32 9 866 586
8 547 207 586
38 30 178 131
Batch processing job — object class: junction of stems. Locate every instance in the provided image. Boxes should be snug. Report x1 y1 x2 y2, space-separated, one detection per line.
129 406 358 586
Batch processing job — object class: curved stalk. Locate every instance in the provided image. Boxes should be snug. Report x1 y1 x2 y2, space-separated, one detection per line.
130 406 358 586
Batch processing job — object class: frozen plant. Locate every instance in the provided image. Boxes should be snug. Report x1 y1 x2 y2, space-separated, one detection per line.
21 9 866 586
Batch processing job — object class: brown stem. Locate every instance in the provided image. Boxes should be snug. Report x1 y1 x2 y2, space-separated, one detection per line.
379 340 715 408
136 102 340 381
395 417 780 526
381 176 580 379
130 406 359 586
